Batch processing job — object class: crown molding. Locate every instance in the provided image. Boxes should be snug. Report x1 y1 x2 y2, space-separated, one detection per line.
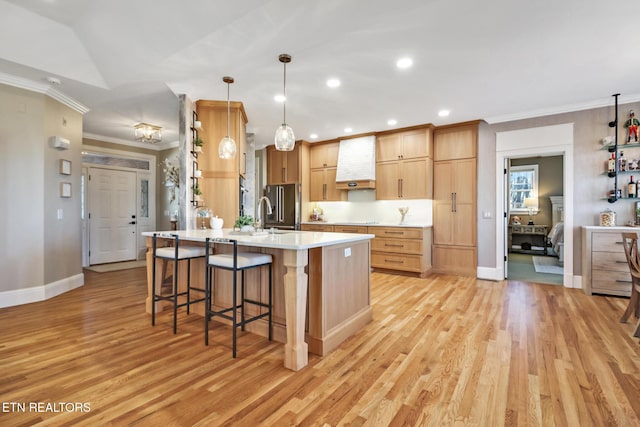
0 71 90 114
83 132 179 151
486 93 640 124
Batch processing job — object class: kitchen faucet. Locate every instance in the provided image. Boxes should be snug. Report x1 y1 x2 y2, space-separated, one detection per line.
256 196 273 230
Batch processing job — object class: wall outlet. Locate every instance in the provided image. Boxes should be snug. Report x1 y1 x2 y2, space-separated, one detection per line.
344 247 351 257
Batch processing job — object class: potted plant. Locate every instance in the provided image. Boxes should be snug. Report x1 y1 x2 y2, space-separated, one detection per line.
193 136 204 153
234 215 255 232
193 183 202 201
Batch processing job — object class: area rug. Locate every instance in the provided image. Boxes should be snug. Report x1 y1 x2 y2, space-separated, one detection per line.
84 260 146 273
532 256 563 275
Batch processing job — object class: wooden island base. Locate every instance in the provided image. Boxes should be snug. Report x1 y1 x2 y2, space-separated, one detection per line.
145 232 372 370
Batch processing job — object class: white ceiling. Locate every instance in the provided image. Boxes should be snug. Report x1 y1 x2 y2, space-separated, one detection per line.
2 0 640 150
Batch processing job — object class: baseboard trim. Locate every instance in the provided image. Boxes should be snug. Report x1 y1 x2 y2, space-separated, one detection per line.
0 273 84 308
477 266 503 281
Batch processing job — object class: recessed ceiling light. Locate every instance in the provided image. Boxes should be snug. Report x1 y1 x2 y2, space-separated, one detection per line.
326 79 341 88
310 133 318 139
46 76 61 85
438 109 450 117
274 94 286 102
387 119 397 126
344 127 353 133
396 57 413 69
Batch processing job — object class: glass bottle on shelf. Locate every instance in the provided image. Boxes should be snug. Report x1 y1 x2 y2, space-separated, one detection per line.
619 151 627 172
607 152 616 174
629 176 636 198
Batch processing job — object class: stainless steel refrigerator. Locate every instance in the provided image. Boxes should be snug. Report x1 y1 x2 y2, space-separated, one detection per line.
263 183 301 230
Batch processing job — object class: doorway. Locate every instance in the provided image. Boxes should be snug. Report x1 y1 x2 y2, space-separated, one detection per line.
505 155 564 285
495 123 575 288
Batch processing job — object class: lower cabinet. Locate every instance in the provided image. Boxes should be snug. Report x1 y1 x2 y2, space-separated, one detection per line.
301 224 335 232
370 226 432 277
582 226 634 296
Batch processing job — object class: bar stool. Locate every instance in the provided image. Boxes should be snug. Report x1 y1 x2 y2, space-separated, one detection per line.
204 237 273 358
152 233 207 334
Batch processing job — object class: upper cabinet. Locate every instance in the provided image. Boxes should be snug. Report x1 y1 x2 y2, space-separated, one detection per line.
375 126 434 200
309 141 345 201
377 128 432 162
433 123 477 161
267 142 303 184
310 141 340 169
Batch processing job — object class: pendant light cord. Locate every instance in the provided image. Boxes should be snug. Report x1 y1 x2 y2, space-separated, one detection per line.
282 61 287 125
227 82 231 137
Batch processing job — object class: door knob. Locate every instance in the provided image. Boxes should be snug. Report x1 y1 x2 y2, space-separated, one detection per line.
129 221 137 225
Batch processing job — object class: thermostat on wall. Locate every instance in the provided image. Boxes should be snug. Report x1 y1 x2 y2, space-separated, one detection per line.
49 136 70 150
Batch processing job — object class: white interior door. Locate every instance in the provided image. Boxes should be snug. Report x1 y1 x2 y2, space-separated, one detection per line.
89 168 137 264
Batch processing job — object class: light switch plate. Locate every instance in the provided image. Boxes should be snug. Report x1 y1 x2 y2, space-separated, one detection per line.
344 247 351 257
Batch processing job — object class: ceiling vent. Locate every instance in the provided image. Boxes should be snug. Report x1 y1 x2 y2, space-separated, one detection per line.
335 135 376 190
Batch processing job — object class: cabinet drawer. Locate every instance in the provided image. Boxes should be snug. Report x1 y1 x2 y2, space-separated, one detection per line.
591 251 629 272
333 225 368 234
592 232 625 253
511 225 546 234
371 227 422 239
301 224 334 232
371 252 423 272
371 238 422 254
591 269 632 296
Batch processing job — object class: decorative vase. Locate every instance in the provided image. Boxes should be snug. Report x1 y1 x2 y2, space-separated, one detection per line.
210 216 223 230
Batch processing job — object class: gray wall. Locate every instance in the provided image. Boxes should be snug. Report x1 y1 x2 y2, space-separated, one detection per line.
0 83 83 293
478 100 640 276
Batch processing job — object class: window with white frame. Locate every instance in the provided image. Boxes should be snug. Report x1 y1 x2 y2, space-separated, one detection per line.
509 164 538 213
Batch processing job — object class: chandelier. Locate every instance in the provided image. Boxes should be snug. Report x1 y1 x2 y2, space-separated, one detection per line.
134 123 162 143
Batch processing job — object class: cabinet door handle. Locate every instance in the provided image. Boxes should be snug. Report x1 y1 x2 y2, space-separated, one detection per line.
384 243 404 248
281 167 285 183
384 231 404 235
398 179 401 198
384 259 404 264
400 179 403 198
616 279 632 283
323 183 327 200
453 192 457 212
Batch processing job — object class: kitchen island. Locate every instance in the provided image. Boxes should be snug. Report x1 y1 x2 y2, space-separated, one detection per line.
143 229 374 371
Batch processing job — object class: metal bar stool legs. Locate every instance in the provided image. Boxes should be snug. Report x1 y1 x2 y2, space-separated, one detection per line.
151 233 206 334
204 237 273 358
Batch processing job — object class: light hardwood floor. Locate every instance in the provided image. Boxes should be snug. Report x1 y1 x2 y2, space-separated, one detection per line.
1 268 639 426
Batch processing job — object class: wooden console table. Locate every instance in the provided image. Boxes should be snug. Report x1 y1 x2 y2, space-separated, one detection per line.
508 224 548 255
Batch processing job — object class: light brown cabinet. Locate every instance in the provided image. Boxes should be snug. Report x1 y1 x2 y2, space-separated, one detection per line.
377 128 432 162
376 157 432 200
301 224 334 232
369 226 432 277
375 126 433 201
310 141 340 169
267 144 301 184
310 167 345 201
432 122 478 276
196 100 247 227
309 141 345 201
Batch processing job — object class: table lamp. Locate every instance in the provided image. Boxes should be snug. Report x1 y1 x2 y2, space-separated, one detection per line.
524 197 538 225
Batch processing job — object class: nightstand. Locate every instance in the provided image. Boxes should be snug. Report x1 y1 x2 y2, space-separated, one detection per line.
508 225 548 255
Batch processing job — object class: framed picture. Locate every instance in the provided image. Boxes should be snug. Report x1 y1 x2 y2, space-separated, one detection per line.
60 182 72 198
59 159 71 175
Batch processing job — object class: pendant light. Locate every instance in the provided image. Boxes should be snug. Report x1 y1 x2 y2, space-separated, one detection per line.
274 54 295 151
219 76 237 159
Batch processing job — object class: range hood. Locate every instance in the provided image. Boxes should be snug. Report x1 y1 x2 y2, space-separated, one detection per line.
335 135 376 190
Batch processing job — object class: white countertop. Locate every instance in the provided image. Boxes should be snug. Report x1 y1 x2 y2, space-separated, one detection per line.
142 229 374 250
301 221 431 228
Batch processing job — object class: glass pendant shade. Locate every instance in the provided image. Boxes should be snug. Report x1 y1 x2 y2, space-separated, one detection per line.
275 124 295 151
219 135 237 159
275 54 294 151
219 76 236 159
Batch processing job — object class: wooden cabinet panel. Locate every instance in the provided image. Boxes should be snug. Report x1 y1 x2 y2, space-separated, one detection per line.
434 123 477 161
334 225 368 234
432 122 477 275
376 158 432 200
310 167 345 201
310 141 339 169
267 144 301 184
371 237 422 254
301 224 334 232
377 128 432 162
369 226 431 277
582 227 636 297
